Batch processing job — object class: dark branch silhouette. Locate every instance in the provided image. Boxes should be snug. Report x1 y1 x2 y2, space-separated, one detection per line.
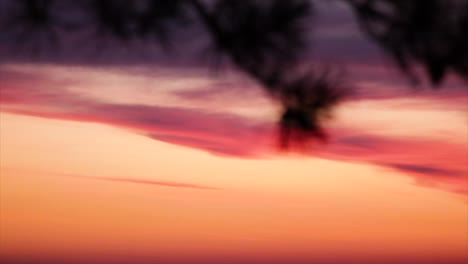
1 0 467 148
346 0 468 85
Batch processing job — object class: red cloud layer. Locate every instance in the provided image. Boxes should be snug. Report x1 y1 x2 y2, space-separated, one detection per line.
1 72 466 195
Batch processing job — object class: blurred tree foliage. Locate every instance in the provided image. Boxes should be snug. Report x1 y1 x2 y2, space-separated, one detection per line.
1 0 467 147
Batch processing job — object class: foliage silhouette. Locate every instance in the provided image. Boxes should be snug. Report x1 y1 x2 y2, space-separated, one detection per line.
1 0 467 148
346 0 468 85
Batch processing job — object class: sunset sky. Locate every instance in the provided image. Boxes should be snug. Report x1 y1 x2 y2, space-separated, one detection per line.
1 1 467 264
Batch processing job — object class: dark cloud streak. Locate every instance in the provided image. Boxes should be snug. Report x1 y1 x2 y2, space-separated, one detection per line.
385 163 466 179
64 174 219 190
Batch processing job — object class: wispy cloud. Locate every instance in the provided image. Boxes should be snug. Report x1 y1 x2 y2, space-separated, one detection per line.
1 65 466 195
322 131 468 194
385 163 465 178
66 174 219 190
383 163 467 194
0 70 270 157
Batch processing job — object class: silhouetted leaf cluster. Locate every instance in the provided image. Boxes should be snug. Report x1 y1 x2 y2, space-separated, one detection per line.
347 0 468 85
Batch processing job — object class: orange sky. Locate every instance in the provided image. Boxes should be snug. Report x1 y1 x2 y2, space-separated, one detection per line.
1 113 467 263
0 63 467 263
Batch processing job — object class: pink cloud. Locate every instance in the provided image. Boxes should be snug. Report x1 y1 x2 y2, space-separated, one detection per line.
0 81 270 157
320 131 468 194
1 67 466 195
